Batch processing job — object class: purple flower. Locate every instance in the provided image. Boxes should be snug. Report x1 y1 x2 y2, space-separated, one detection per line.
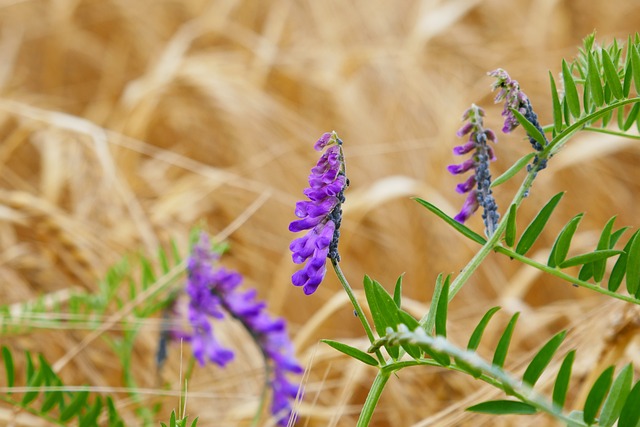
184 233 302 425
448 104 499 235
290 131 347 295
489 68 547 151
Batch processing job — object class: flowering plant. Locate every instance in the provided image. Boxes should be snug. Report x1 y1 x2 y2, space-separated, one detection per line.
289 34 640 426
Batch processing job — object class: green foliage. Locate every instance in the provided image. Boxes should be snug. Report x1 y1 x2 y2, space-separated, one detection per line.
322 340 379 366
0 346 126 426
340 32 640 427
367 306 639 427
466 400 537 415
413 198 486 244
161 410 199 427
0 242 188 426
515 192 564 256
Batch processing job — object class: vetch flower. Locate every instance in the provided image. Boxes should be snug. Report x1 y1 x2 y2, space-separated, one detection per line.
290 131 347 295
184 233 303 426
448 105 500 235
489 68 548 151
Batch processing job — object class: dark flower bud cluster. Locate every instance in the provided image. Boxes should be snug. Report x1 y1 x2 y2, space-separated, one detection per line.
289 131 347 295
448 105 500 235
489 68 548 152
184 233 302 425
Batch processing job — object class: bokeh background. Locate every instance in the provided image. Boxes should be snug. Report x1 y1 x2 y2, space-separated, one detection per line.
1 0 640 426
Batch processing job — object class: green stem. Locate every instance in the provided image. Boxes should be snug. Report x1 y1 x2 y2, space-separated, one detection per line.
494 246 640 305
331 259 385 363
447 164 539 301
356 370 391 427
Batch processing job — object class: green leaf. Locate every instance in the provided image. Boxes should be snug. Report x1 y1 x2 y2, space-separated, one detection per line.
611 226 630 248
190 417 199 427
623 39 634 98
622 103 640 131
619 379 640 427
579 262 594 282
2 346 14 390
492 312 520 368
363 276 399 359
511 108 547 148
562 59 581 118
22 356 44 406
466 400 537 415
422 346 451 367
107 396 125 427
626 231 640 295
467 306 501 351
609 230 640 292
559 250 622 269
587 52 604 107
397 309 423 359
631 45 640 95
602 49 623 100
60 390 89 421
599 364 633 427
492 153 536 189
321 340 379 366
593 216 617 282
563 96 572 126
505 204 517 248
393 274 403 308
522 331 567 387
583 366 614 425
80 396 103 426
435 275 450 338
158 247 170 274
553 350 575 408
413 198 486 245
549 71 563 133
516 192 564 256
548 213 584 268
423 273 445 335
40 385 62 414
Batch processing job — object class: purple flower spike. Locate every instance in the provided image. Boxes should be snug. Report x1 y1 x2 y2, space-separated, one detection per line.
448 104 500 235
183 233 302 425
488 68 547 151
290 131 347 295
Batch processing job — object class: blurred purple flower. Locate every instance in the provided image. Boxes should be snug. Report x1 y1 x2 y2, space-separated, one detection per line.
289 131 347 295
448 104 499 235
184 233 302 425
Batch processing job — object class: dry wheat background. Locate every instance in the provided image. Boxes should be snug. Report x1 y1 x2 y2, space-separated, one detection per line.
1 0 640 426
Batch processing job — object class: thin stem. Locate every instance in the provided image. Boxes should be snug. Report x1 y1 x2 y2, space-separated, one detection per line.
373 330 585 426
494 246 640 305
356 370 391 427
331 259 385 363
447 166 538 301
584 125 640 139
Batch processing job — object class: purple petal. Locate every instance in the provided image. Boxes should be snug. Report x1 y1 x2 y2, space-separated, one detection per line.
314 132 333 151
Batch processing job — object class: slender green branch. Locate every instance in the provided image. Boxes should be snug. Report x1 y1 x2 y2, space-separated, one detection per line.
543 97 640 156
447 165 539 301
371 327 587 426
331 260 385 363
356 370 391 427
494 246 640 305
584 126 640 140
